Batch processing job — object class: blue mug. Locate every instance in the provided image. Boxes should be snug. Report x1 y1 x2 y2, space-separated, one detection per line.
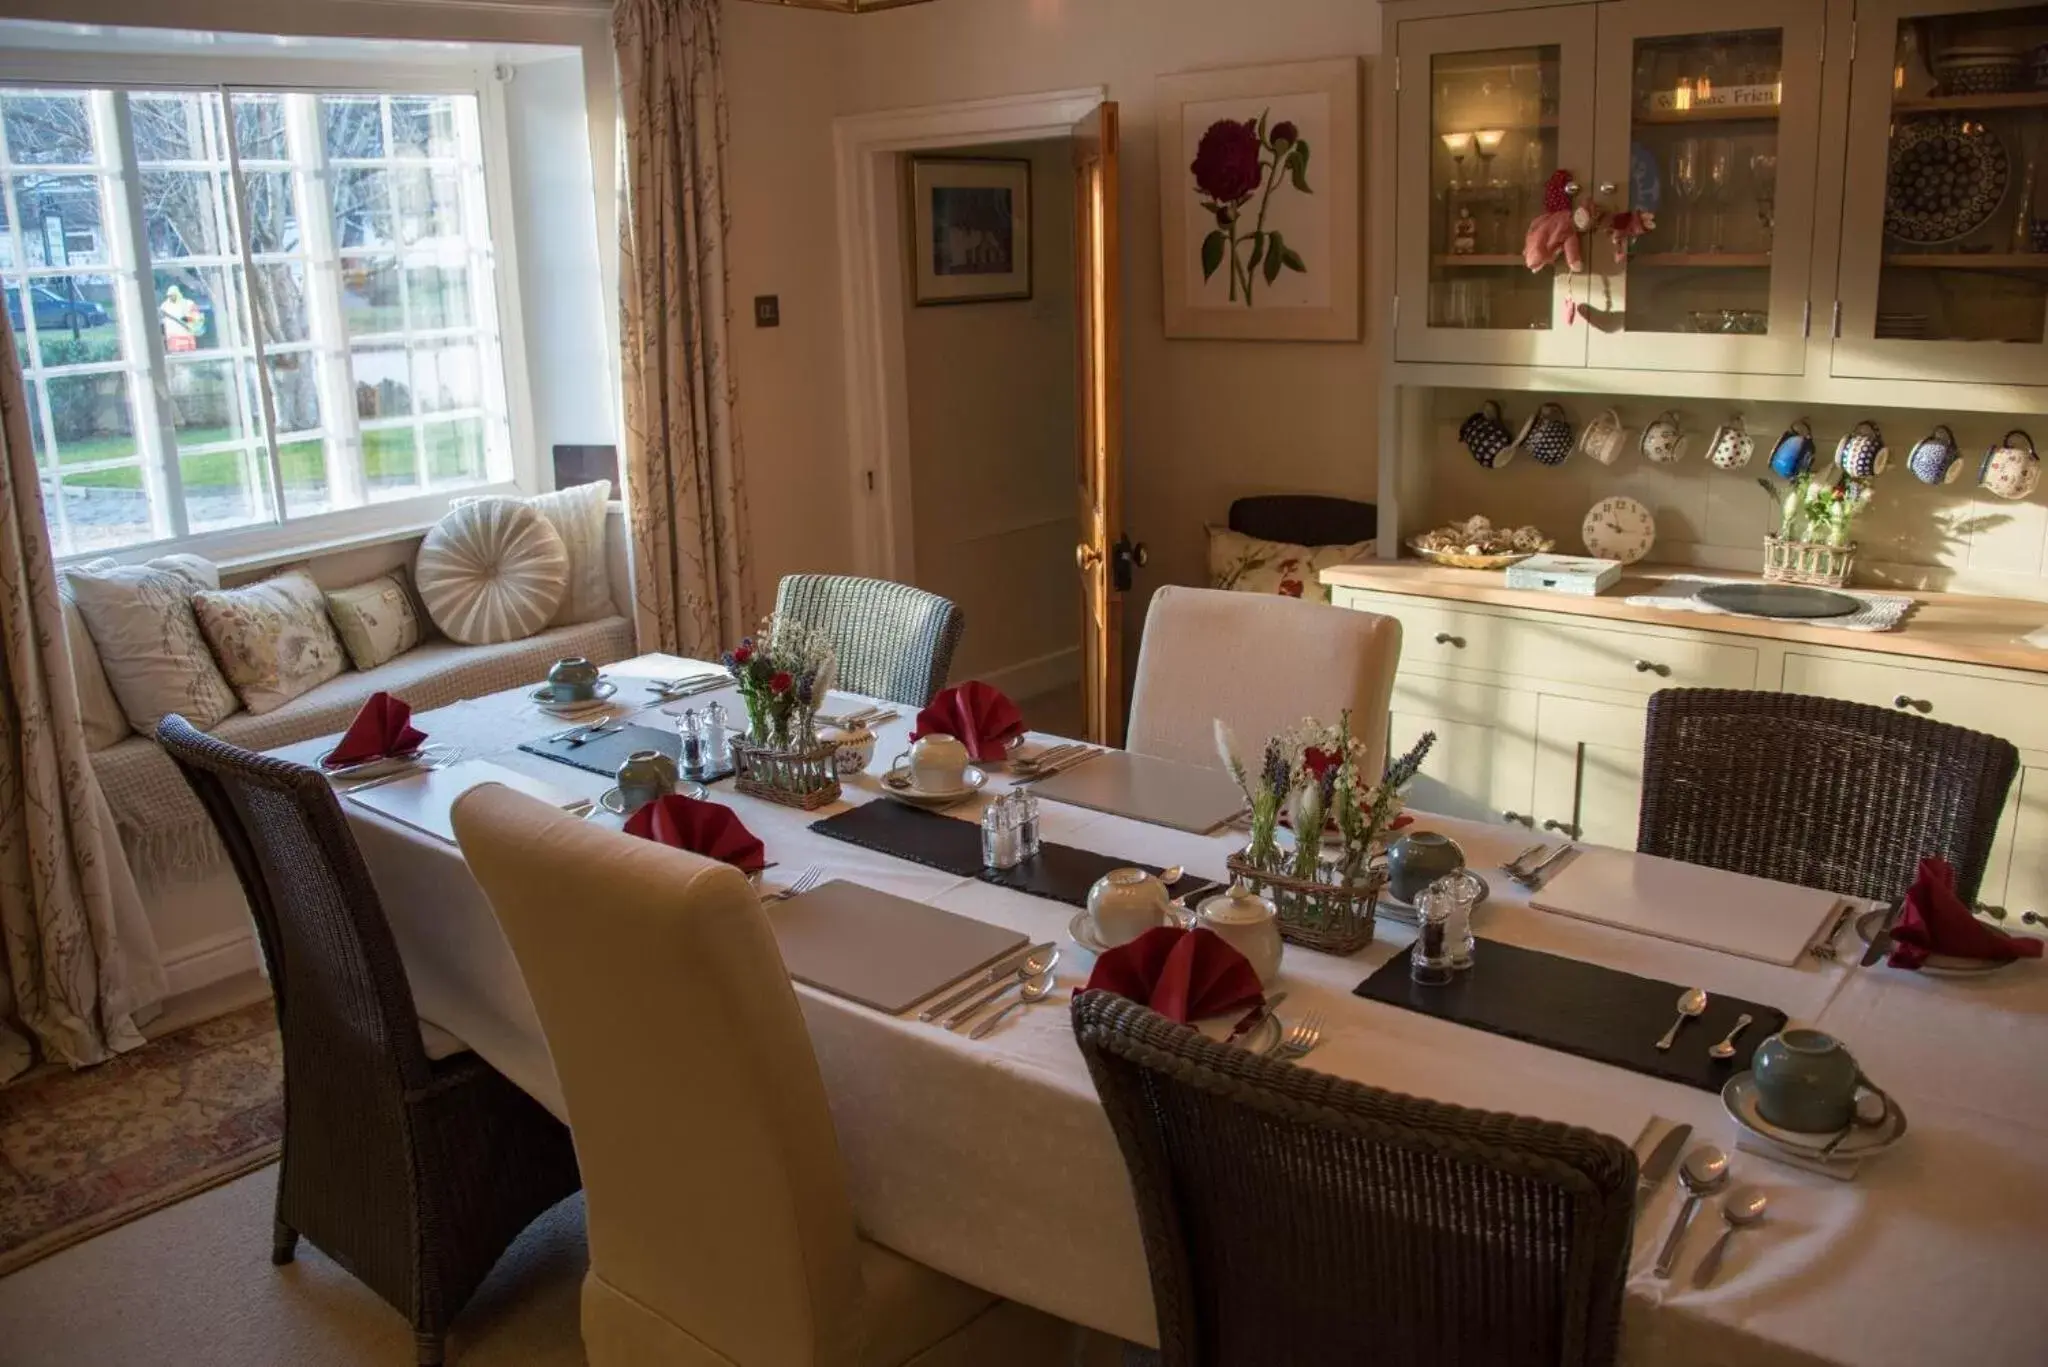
1769 419 1815 480
1907 424 1963 485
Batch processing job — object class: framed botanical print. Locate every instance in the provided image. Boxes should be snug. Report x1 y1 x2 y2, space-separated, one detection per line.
1157 59 1362 341
910 156 1033 306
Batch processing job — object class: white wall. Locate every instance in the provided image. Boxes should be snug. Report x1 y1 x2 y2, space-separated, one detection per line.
902 138 1079 692
720 0 1382 665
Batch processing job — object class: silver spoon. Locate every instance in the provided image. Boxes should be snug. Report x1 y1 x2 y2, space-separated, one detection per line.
942 948 1062 1030
1655 987 1709 1052
1654 1145 1730 1278
1156 865 1185 886
1708 1013 1755 1060
968 973 1058 1039
1691 1186 1768 1288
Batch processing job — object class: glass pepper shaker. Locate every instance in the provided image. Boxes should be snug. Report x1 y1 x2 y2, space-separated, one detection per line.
1428 870 1482 971
1410 886 1455 986
677 707 704 777
1018 789 1041 859
982 793 1021 870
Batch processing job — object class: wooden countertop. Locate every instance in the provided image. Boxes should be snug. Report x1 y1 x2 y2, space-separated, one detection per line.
1320 560 2048 676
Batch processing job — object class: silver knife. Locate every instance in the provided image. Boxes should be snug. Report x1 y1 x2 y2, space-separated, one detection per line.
917 941 1054 1023
1861 900 1903 967
1638 1121 1691 1201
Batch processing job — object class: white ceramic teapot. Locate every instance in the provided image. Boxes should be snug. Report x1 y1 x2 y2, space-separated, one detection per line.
1195 882 1284 986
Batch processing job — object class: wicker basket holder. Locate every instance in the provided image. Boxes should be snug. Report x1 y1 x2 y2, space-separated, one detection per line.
1763 535 1856 588
729 736 842 810
1225 853 1384 956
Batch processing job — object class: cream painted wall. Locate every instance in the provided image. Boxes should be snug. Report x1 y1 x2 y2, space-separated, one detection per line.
719 0 1381 661
902 139 1080 689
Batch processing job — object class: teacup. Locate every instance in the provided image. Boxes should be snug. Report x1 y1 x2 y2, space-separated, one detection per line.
1578 407 1631 466
1514 401 1574 467
547 656 601 701
1980 430 2041 501
1706 415 1756 471
1460 399 1516 469
615 749 679 815
1836 420 1889 479
887 733 970 793
1640 410 1688 464
1751 1028 1889 1135
1907 424 1963 486
1086 867 1177 949
1386 831 1467 905
1769 419 1816 480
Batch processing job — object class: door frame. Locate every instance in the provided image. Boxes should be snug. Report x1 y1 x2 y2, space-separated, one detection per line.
832 86 1107 581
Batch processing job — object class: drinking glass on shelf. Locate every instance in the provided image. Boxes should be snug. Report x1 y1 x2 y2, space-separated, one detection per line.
1705 138 1734 253
1671 139 1703 254
1750 150 1778 235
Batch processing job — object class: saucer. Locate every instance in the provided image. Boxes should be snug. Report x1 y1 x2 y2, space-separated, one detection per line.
1853 907 2019 976
881 765 987 809
1068 909 1114 955
531 680 617 715
1721 1071 1908 1161
1378 872 1492 925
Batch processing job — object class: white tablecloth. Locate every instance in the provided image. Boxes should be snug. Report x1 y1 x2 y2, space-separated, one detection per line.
271 654 2048 1367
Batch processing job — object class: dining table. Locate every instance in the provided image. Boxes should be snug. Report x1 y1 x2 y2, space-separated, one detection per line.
267 652 2048 1367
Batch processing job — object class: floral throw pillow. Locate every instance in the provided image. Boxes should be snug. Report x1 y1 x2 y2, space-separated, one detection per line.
325 570 422 671
1207 526 1374 603
192 569 348 715
67 553 241 732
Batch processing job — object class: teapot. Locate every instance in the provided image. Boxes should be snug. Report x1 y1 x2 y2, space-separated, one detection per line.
1195 882 1284 986
1086 867 1177 948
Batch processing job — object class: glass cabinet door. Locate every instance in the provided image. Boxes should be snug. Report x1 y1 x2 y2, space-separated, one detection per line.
1585 0 1827 374
1393 5 1597 366
1836 0 2048 384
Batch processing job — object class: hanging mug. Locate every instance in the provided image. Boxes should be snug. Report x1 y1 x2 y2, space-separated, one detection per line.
1769 419 1816 480
1579 407 1631 466
1706 415 1756 471
1460 399 1516 469
1640 410 1688 464
1980 430 2041 501
1836 421 1889 479
1514 401 1575 467
1907 425 1963 486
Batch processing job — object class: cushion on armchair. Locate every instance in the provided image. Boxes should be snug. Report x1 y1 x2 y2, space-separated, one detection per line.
1207 526 1374 604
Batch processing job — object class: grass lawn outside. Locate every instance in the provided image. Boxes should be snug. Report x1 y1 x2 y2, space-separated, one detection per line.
57 420 487 493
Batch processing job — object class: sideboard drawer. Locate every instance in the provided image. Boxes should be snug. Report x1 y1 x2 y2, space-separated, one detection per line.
1784 653 2048 753
1347 593 1758 696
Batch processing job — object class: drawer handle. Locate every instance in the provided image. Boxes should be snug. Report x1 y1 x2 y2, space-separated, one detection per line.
1434 632 1465 647
1502 810 1534 828
1542 819 1581 838
1633 659 1671 677
1893 694 1933 714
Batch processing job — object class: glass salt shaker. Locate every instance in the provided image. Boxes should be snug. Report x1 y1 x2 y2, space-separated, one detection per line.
701 702 728 769
1429 869 1482 971
1017 789 1042 859
676 708 704 777
981 793 1021 870
1410 886 1455 986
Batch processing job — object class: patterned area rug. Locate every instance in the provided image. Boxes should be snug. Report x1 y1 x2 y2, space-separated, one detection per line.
0 1001 282 1277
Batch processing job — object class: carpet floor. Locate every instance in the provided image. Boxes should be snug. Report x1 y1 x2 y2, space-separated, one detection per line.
0 1001 283 1276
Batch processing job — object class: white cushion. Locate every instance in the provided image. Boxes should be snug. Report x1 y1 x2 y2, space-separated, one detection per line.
1207 525 1375 604
414 499 569 645
457 482 615 627
324 569 423 671
67 553 240 732
57 560 132 750
191 569 349 715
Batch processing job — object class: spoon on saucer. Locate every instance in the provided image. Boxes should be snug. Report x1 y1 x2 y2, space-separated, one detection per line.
1656 987 1709 1052
1708 1013 1755 1060
968 973 1059 1039
1692 1186 1768 1289
1654 1145 1729 1278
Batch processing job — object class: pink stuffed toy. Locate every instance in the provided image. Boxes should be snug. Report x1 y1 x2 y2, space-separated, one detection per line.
1523 169 1586 273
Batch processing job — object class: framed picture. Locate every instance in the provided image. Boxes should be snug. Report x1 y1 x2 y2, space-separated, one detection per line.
910 156 1033 306
1157 59 1362 341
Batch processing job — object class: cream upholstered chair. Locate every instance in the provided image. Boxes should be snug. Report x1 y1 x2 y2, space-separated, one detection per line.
450 784 1072 1367
1126 585 1402 776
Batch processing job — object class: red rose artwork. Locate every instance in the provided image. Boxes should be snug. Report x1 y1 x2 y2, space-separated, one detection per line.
1191 108 1313 307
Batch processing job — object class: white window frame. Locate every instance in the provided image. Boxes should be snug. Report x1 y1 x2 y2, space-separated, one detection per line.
0 48 538 568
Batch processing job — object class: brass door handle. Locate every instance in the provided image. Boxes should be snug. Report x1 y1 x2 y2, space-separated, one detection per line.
1502 810 1534 828
1543 818 1581 837
1434 632 1465 647
1893 694 1932 714
1633 659 1670 677
1075 544 1103 571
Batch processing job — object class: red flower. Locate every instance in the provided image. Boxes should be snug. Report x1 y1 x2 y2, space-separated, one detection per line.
732 645 753 665
1270 121 1299 149
1278 577 1305 598
1191 118 1264 205
769 671 793 695
1302 746 1339 781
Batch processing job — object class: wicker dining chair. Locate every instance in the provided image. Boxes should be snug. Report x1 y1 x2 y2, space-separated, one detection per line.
772 573 964 707
1637 688 2018 905
155 716 581 1367
1072 992 1635 1367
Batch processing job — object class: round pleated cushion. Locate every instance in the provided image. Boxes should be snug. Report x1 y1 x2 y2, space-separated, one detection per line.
415 499 569 645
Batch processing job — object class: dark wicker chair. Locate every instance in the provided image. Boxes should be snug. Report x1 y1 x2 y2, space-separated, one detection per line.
772 573 964 707
1072 992 1634 1367
1637 688 2018 904
1228 494 1378 546
156 716 580 1367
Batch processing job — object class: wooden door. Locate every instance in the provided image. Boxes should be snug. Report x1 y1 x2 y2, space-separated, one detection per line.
1073 101 1125 745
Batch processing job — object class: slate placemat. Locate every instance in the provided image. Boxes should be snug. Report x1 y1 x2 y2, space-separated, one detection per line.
1353 939 1787 1093
519 723 736 783
810 799 1219 909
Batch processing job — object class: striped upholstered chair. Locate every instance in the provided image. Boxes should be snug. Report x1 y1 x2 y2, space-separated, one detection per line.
772 574 964 707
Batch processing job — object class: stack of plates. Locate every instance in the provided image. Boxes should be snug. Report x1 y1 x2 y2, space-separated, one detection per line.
1935 46 2025 95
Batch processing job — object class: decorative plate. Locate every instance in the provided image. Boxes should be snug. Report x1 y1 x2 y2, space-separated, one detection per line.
1581 496 1656 564
1885 118 2010 246
1405 541 1546 571
881 765 988 809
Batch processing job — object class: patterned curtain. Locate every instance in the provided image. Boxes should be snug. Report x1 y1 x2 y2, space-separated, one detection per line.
616 0 757 658
0 311 164 1084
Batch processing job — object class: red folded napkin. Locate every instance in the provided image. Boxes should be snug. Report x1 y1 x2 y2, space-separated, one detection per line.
623 794 767 874
1890 856 2043 970
324 692 427 768
910 681 1025 763
1082 926 1263 1024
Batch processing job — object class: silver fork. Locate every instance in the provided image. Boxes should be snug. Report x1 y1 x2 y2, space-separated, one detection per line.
762 865 825 903
1272 1011 1324 1061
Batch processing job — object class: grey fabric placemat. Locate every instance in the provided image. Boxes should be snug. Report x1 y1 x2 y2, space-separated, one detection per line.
1024 750 1245 834
765 879 1027 1014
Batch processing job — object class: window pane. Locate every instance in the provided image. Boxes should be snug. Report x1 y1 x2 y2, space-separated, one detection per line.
154 267 234 354
141 169 225 259
60 470 151 553
180 444 271 534
351 343 410 418
322 96 384 160
14 174 109 267
252 263 311 344
333 168 393 248
243 170 299 254
48 370 136 466
0 185 12 270
363 425 420 500
4 284 26 367
406 264 470 329
264 352 322 433
27 275 122 365
131 94 223 164
169 359 242 447
425 417 485 485
231 94 288 162
342 257 401 335
395 167 462 245
391 97 460 159
413 339 478 413
2 93 94 166
280 437 332 516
